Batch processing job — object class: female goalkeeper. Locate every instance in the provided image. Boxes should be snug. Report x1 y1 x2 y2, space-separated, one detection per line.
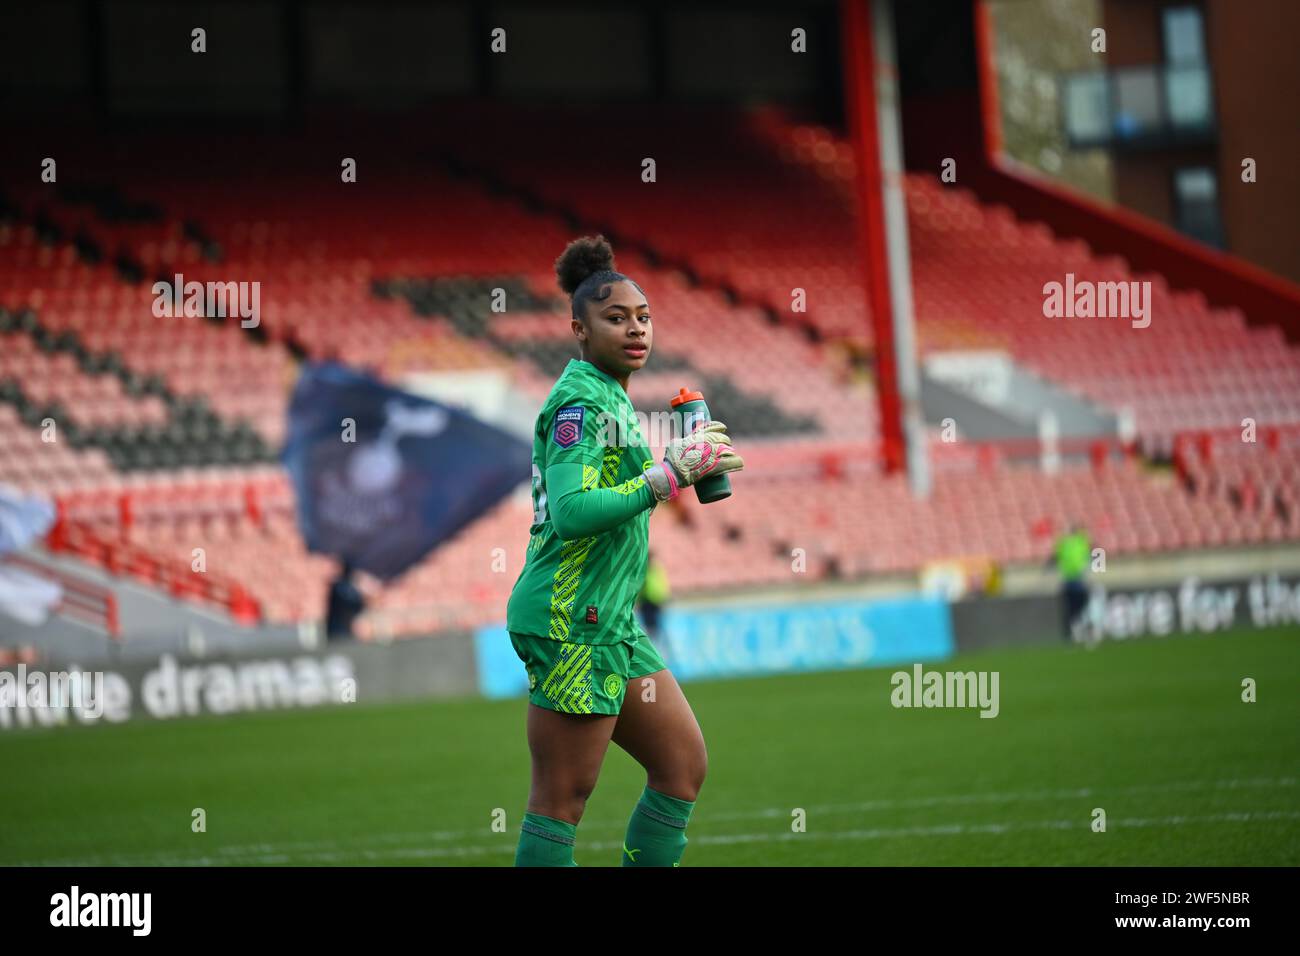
505 235 744 866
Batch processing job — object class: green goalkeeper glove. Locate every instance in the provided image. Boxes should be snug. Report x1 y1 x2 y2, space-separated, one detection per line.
643 420 745 502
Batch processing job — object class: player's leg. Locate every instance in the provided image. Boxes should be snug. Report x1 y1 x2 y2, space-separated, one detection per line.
524 703 617 823
511 632 620 866
516 703 617 866
611 664 707 866
614 667 707 798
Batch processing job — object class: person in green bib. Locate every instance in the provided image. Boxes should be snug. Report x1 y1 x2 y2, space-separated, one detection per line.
1052 523 1092 640
637 549 671 652
505 235 745 866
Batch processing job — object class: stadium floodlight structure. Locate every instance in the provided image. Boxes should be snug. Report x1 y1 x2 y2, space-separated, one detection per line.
841 0 931 498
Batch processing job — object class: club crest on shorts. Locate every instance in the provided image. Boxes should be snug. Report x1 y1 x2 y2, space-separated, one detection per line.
553 406 585 448
603 674 623 698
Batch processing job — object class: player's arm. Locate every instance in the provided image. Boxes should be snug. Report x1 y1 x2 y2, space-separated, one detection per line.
542 397 652 541
544 461 654 541
542 398 744 542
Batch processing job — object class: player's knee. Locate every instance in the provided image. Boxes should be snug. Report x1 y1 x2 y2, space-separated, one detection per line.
559 776 598 816
533 773 600 821
685 743 708 798
651 742 707 802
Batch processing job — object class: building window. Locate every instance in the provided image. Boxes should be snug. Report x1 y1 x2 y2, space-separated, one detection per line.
1163 6 1206 65
1113 68 1162 140
1063 72 1110 144
1164 64 1213 130
1173 167 1223 248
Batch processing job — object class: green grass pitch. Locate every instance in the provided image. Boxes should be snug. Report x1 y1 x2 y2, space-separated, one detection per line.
2 626 1297 866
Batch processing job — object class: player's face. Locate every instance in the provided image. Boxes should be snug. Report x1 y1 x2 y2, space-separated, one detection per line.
578 281 652 378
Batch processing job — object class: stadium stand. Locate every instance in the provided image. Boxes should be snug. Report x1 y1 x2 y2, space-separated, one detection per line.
3 106 1299 636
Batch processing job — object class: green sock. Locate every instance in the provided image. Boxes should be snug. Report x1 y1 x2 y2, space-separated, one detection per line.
621 786 695 867
515 812 579 867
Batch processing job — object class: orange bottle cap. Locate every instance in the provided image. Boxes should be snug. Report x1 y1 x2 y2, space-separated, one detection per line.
670 387 704 408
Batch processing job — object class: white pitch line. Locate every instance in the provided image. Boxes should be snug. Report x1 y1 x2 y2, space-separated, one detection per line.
15 809 1300 867
37 773 1291 864
698 775 1298 822
58 775 1289 863
14 802 1300 868
13 775 1296 866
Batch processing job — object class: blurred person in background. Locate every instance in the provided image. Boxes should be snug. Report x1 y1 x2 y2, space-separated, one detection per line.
637 549 671 654
983 560 1003 597
325 560 365 639
1051 523 1092 640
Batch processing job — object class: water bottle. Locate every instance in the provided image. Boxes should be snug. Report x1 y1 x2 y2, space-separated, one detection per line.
669 387 732 503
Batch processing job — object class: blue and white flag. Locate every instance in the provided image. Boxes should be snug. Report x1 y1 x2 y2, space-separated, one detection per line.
282 363 532 581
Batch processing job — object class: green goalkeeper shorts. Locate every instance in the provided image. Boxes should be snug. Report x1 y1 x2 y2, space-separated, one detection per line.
509 631 668 716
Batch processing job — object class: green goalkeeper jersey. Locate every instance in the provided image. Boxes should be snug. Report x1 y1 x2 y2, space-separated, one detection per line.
506 358 658 645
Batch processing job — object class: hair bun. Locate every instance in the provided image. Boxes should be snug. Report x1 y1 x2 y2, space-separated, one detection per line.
555 235 616 296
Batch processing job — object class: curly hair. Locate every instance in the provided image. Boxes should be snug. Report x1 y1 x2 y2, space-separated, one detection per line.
555 234 645 323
